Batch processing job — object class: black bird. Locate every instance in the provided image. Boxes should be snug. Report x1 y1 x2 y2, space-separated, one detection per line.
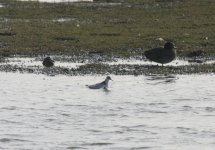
144 42 176 65
42 57 54 67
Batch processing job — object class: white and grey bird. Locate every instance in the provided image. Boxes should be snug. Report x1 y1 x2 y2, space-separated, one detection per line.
86 76 112 89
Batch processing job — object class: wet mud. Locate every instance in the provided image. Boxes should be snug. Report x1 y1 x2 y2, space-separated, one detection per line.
0 55 214 76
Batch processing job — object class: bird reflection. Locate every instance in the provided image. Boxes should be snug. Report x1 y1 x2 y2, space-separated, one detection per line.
146 74 177 84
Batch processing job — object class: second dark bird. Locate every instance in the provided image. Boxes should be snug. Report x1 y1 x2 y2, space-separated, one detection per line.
144 42 176 65
43 57 54 67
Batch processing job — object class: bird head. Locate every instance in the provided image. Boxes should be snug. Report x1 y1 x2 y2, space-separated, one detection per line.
47 57 54 62
164 42 175 50
106 76 112 81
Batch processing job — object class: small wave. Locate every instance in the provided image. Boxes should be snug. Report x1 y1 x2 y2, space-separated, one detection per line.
173 98 195 101
88 129 102 133
94 113 118 117
64 104 88 107
82 142 114 146
67 146 87 150
61 113 70 117
0 106 17 110
180 105 193 111
148 102 166 106
0 138 11 143
0 138 30 143
176 127 198 135
0 119 24 125
140 110 168 114
205 107 215 112
131 147 152 150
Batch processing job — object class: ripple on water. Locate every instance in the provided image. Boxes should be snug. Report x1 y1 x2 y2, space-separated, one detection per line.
0 106 17 110
82 142 114 146
176 127 198 135
67 147 87 150
0 73 215 150
205 107 215 112
0 138 31 143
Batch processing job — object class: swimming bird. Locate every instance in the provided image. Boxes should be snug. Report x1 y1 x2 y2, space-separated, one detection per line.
86 76 112 89
42 57 54 67
144 42 176 65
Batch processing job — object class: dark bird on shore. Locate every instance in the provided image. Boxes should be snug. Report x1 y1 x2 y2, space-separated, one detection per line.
42 57 54 67
86 76 112 89
144 42 176 65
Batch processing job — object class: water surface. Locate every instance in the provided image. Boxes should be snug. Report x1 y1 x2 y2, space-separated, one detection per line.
0 72 215 149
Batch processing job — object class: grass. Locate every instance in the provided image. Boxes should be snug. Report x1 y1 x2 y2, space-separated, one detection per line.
0 0 215 58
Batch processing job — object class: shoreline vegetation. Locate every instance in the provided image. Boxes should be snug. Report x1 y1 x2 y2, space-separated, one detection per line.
0 0 215 75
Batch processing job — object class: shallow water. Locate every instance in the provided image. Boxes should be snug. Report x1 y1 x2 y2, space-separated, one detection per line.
0 72 215 150
4 57 84 69
2 56 215 69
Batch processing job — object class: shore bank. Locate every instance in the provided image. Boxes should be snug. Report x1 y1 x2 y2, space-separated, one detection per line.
0 0 215 75
0 55 214 75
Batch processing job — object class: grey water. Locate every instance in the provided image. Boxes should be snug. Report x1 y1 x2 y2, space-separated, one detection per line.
0 72 215 150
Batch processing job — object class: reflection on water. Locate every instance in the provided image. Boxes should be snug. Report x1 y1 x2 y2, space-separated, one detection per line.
0 72 215 150
146 74 178 84
108 58 215 66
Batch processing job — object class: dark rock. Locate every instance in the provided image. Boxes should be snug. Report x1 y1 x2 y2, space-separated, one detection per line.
187 50 205 58
188 59 204 63
0 32 16 36
55 37 79 42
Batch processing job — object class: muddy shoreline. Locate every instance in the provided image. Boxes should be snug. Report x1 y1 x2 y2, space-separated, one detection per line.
0 55 214 75
0 0 215 75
